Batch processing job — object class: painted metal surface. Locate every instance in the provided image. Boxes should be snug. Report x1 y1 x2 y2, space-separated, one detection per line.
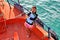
0 1 54 40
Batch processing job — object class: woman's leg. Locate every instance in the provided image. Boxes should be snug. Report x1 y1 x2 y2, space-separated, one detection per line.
24 22 31 38
26 28 31 38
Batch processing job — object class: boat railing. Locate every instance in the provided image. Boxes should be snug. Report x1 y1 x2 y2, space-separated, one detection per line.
7 0 58 40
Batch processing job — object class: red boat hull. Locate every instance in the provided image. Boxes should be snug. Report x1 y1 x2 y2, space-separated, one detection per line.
0 1 54 40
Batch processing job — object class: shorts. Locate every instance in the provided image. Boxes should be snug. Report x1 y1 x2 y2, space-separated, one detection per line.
24 22 34 29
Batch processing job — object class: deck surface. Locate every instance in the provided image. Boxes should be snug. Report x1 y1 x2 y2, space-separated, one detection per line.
0 22 41 40
0 1 54 40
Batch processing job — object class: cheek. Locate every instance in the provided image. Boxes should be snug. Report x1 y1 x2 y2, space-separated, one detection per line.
32 9 36 12
34 10 36 12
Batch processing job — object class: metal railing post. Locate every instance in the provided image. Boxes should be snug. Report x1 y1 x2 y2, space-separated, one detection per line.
18 0 20 4
48 27 51 40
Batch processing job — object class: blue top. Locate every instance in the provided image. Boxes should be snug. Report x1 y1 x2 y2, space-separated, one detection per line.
26 12 38 25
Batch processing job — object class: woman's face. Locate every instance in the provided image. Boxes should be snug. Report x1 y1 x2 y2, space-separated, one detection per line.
31 8 36 13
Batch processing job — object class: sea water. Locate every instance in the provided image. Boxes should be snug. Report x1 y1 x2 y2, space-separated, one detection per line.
6 0 60 40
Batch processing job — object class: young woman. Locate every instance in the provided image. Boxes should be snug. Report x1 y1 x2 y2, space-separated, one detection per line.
24 6 38 38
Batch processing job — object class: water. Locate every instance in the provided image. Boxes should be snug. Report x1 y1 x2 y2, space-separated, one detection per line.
6 0 60 40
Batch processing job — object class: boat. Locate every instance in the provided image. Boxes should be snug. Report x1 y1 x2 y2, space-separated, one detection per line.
0 0 58 40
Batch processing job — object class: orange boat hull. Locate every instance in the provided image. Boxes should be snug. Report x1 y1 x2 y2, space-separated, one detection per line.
0 1 54 40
